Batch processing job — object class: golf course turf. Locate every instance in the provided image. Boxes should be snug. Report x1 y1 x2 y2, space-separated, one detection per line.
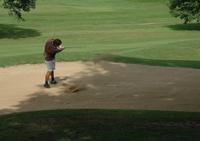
0 109 200 141
0 0 200 68
1 0 200 140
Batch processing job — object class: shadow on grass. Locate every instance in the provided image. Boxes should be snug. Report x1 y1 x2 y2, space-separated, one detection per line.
0 109 200 141
0 24 41 39
167 23 200 31
98 54 200 69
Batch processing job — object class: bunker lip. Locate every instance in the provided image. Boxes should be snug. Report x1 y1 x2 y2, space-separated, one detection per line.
0 61 200 115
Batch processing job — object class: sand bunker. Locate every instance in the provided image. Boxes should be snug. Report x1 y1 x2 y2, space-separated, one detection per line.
0 61 200 115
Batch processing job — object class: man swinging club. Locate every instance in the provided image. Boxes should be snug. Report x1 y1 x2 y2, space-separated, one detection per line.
44 38 65 88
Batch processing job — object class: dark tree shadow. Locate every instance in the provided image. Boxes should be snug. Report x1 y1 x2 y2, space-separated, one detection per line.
0 24 41 39
99 54 200 69
167 23 200 31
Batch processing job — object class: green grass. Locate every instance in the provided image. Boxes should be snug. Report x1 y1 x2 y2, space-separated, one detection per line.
0 109 200 141
0 0 200 68
1 1 200 140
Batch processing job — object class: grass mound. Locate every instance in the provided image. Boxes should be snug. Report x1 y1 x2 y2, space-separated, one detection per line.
0 109 200 141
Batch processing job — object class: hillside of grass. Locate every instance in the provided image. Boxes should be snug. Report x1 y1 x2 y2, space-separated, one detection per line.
0 0 200 68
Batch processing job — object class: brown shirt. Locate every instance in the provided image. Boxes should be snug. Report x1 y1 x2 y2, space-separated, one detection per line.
44 39 62 61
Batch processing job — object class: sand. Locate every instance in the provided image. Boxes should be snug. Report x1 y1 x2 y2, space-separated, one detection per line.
0 61 200 115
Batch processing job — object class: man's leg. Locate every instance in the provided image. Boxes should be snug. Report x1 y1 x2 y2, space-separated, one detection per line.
44 71 51 88
50 71 57 84
50 60 57 84
51 71 54 80
44 60 56 87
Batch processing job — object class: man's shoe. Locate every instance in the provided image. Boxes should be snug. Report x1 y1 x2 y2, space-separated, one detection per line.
44 83 50 88
50 80 57 84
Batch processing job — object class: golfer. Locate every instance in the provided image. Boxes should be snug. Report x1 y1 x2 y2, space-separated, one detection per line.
43 38 65 88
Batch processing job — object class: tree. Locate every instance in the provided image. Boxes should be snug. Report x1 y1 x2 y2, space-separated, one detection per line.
169 0 200 24
2 0 36 20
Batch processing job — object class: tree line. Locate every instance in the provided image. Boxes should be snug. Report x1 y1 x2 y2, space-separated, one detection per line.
2 0 36 21
169 0 200 24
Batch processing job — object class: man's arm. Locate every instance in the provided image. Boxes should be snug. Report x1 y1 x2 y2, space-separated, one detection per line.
47 46 65 54
55 46 65 53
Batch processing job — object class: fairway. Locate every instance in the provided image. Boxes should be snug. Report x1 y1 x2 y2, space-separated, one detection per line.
1 0 200 67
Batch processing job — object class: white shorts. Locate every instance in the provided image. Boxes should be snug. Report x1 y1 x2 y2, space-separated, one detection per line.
45 60 55 71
